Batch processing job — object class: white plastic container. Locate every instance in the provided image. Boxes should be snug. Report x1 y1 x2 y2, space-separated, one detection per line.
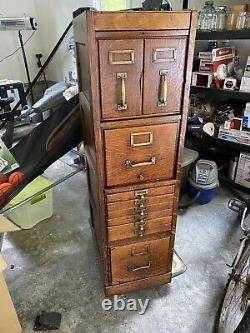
7 176 53 229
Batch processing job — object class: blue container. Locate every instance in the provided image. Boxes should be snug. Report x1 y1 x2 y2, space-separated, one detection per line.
188 184 216 205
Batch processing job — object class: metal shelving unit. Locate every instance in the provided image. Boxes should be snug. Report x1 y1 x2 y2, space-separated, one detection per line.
196 29 250 41
190 86 250 103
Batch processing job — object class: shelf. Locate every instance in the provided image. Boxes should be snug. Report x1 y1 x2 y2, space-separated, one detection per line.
190 86 250 102
219 174 250 195
204 134 250 154
196 29 250 40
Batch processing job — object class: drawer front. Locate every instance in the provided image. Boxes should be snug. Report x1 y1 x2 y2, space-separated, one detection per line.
99 39 143 119
108 216 172 242
107 184 174 240
109 209 172 227
107 185 175 203
111 237 170 284
104 123 179 187
108 197 173 219
143 37 187 115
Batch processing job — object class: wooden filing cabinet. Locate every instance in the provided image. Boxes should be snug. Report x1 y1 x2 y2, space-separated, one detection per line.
74 9 197 295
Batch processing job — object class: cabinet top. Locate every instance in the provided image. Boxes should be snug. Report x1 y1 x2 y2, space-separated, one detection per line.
75 10 194 32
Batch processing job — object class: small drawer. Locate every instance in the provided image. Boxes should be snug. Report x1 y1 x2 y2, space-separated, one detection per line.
110 237 171 284
108 216 172 242
104 123 179 187
108 209 173 227
106 185 175 203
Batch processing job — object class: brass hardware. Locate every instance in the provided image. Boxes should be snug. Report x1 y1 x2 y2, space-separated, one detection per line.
134 198 147 206
153 48 176 63
138 174 144 181
135 189 149 197
109 49 135 65
134 206 147 214
125 156 156 168
117 72 128 111
158 70 168 107
127 261 152 272
131 244 150 257
130 132 153 147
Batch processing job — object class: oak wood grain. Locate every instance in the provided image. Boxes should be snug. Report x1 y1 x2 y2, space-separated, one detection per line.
143 37 187 115
99 39 143 119
94 11 191 31
110 237 170 284
104 123 179 187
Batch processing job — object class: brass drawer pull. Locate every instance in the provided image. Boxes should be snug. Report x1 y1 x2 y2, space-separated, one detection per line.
109 49 135 65
135 189 149 198
131 244 150 257
158 70 168 107
125 156 156 168
153 48 176 63
116 72 128 111
130 132 153 147
127 261 152 272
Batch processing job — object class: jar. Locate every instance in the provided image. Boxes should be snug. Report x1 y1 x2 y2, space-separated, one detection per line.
247 12 250 29
215 6 227 30
227 5 248 30
236 12 248 30
199 1 217 31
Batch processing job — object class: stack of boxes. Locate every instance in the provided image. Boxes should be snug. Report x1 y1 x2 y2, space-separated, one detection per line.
240 56 250 93
192 52 213 87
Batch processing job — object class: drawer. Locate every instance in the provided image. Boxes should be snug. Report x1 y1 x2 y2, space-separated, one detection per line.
108 199 173 220
108 216 172 242
110 237 171 284
109 209 173 227
107 184 175 203
104 123 179 187
99 39 143 119
143 37 187 115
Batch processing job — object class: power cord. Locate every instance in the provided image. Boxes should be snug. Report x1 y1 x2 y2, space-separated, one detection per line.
0 30 36 64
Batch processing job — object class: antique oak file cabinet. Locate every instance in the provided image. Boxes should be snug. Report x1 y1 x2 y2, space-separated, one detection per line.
74 9 197 295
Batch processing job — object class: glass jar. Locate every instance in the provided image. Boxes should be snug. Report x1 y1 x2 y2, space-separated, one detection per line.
215 6 227 30
199 1 217 31
236 12 248 30
247 12 250 29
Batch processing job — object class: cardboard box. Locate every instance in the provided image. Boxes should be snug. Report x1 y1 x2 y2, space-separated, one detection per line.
240 77 250 93
243 56 250 78
0 215 22 332
218 126 250 145
235 153 250 189
0 254 22 333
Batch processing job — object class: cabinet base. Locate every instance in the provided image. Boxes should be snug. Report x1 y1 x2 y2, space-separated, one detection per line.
105 272 172 296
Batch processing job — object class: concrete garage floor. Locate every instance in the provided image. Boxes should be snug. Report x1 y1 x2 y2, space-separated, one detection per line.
2 160 244 333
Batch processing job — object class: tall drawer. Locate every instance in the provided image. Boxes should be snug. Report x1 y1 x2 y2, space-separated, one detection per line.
99 39 143 119
143 37 187 115
104 123 179 187
110 237 171 284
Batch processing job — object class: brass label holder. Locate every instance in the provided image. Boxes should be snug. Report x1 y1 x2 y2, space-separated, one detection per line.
130 131 153 147
109 49 135 65
153 48 177 63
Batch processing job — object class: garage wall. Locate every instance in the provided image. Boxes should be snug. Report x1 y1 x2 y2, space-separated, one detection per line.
0 0 43 82
33 0 96 82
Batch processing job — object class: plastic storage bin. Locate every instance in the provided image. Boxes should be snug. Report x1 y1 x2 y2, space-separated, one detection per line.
7 176 53 229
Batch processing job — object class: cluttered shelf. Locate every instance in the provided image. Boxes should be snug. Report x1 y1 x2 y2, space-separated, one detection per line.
202 133 250 154
196 29 250 41
190 86 250 102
